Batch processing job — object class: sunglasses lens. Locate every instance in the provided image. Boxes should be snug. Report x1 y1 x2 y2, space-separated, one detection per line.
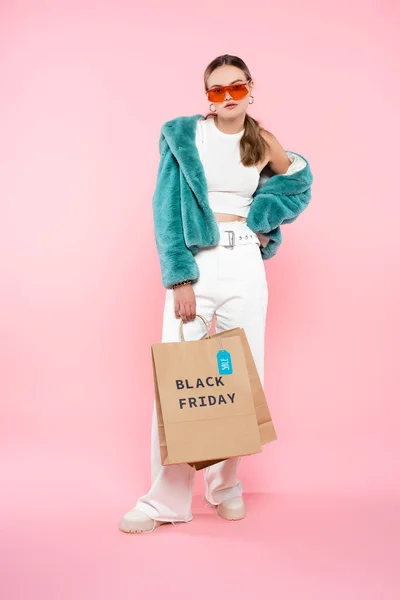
207 83 249 103
208 87 224 102
230 84 249 100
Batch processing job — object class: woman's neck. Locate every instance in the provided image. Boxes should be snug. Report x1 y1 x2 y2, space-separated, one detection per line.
213 115 246 135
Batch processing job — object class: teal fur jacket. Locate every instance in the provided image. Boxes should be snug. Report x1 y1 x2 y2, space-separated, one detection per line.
152 114 313 289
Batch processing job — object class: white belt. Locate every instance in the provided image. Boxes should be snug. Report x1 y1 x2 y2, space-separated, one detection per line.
218 228 260 247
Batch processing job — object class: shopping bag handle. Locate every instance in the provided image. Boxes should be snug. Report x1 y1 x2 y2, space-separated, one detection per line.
179 314 211 342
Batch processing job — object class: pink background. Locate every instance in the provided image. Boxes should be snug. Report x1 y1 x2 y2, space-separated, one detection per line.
1 1 399 599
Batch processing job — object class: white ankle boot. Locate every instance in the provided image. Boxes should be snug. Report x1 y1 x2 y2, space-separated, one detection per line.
217 496 246 521
119 508 165 534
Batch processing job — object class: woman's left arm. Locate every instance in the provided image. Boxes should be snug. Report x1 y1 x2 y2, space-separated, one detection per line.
255 131 297 247
262 131 292 175
249 131 313 252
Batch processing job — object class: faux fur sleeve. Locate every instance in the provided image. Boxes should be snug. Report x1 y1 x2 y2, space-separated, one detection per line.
250 187 312 232
152 138 200 289
247 187 312 260
247 153 313 260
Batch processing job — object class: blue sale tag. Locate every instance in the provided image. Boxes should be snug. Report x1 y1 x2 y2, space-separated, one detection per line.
217 349 233 375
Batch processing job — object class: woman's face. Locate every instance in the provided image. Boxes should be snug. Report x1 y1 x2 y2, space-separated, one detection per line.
206 65 253 118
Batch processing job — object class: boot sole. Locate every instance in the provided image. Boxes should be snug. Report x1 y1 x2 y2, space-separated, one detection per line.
119 521 168 534
217 506 246 521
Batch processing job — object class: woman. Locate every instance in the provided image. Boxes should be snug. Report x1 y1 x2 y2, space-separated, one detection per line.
120 54 313 534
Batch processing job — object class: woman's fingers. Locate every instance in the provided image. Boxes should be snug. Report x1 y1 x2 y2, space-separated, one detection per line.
180 304 188 323
173 286 196 323
189 301 196 321
182 302 197 323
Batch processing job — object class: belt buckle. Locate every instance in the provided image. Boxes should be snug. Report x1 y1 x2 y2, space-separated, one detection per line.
225 230 235 249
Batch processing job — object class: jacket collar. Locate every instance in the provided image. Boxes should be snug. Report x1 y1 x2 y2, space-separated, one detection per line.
160 114 312 206
161 114 209 212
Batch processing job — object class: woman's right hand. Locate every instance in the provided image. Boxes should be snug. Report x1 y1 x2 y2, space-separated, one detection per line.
174 283 196 323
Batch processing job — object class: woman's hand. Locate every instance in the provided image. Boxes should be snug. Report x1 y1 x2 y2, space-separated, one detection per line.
174 283 196 323
256 233 270 247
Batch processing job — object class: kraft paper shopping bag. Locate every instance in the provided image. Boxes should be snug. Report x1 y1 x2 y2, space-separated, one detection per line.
152 315 262 467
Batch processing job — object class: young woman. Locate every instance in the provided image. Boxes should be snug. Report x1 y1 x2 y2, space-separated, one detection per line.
119 54 313 534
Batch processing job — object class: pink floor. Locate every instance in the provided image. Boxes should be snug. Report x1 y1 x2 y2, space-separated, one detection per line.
2 491 399 599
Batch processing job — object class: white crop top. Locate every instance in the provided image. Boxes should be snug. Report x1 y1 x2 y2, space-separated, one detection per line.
195 116 307 219
195 116 260 218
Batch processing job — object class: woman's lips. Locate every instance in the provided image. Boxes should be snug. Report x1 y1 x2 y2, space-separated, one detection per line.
225 104 237 109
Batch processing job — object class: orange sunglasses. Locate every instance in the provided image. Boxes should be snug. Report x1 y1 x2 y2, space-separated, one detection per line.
206 79 251 103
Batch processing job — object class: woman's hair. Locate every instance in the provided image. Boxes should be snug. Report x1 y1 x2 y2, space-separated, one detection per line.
203 54 271 168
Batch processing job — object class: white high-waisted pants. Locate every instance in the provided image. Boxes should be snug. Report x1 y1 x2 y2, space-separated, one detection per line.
135 221 268 522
